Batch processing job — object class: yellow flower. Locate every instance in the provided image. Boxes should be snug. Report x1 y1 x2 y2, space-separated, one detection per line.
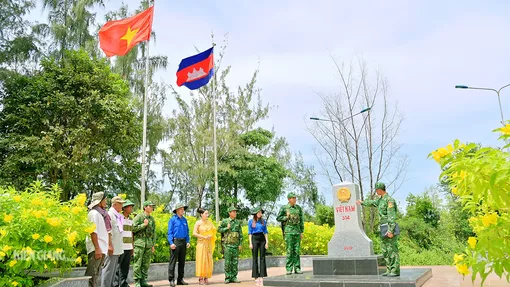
56 248 63 253
31 198 43 206
499 124 510 135
431 144 454 163
13 195 21 202
46 217 61 227
459 170 467 180
85 224 96 234
468 237 477 249
72 207 82 215
0 251 5 258
451 187 458 195
11 281 19 286
456 263 470 275
44 235 53 243
0 229 6 237
62 206 70 212
75 193 87 206
68 231 78 245
4 214 13 223
3 245 12 252
118 193 127 200
8 260 17 267
32 210 44 218
44 264 48 269
482 213 498 227
75 257 82 264
32 233 41 240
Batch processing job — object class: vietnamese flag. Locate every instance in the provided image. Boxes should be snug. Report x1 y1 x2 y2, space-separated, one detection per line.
98 6 154 57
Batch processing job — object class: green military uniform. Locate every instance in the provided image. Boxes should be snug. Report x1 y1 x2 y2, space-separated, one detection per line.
276 193 304 275
218 206 243 283
132 201 157 287
361 182 400 276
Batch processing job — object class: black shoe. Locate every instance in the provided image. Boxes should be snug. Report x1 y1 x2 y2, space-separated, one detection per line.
169 280 176 287
177 280 189 285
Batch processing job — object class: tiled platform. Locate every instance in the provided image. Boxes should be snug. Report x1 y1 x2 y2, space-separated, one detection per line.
263 268 432 287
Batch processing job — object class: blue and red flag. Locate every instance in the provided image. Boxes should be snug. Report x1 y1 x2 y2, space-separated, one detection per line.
176 47 214 90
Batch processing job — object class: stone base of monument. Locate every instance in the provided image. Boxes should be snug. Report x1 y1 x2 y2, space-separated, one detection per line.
263 267 432 287
312 256 382 276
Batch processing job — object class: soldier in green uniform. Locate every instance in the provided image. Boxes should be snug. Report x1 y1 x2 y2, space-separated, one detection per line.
218 206 243 284
276 192 304 275
357 182 400 277
132 201 157 287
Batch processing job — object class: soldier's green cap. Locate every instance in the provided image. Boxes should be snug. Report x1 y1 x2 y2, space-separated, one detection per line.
374 182 386 191
172 203 188 213
122 199 135 208
250 206 264 215
287 192 297 199
227 206 238 213
143 200 156 207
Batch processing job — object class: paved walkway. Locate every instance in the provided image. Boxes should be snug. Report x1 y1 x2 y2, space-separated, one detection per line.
132 266 508 287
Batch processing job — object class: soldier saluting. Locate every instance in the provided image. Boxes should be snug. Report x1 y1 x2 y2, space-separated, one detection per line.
218 206 243 284
276 193 304 275
357 182 400 277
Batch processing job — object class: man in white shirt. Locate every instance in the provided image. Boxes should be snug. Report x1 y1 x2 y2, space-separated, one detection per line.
102 195 126 286
85 192 110 287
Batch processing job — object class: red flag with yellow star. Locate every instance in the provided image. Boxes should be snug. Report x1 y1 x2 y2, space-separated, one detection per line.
98 6 154 57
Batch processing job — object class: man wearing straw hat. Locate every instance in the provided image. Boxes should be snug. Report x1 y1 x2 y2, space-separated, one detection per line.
132 201 157 287
102 195 126 287
85 192 110 287
167 203 190 287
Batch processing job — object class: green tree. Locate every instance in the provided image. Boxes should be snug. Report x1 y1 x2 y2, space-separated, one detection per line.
287 152 323 213
0 50 142 201
315 204 334 226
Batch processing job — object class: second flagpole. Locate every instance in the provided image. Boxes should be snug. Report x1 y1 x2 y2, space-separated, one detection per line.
140 0 154 208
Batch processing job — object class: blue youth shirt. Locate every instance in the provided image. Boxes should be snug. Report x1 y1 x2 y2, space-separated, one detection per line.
248 218 268 235
167 214 190 245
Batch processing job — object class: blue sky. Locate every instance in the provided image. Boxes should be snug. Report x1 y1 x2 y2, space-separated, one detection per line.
28 0 510 208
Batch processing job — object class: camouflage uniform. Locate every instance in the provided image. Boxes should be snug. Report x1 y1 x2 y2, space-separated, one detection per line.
218 206 243 283
276 193 304 274
132 201 157 287
361 182 400 276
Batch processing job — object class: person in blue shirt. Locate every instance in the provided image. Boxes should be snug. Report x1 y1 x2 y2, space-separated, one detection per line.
248 206 268 286
167 203 190 287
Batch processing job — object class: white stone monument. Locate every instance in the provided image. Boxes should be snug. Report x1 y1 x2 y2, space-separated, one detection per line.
328 181 374 256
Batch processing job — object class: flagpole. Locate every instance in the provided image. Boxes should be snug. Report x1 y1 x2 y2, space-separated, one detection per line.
212 72 220 223
140 1 153 208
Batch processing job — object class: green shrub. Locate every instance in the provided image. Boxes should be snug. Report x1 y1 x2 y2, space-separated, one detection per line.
0 182 93 287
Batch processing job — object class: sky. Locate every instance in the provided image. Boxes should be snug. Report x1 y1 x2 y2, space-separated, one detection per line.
28 0 510 209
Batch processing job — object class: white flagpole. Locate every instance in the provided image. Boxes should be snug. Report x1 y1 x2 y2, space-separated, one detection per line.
140 1 154 208
212 73 219 223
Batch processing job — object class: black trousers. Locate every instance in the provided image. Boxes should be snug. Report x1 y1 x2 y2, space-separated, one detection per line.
251 233 267 278
115 249 132 287
168 239 187 282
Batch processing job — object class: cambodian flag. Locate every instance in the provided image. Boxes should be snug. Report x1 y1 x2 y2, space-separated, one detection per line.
176 47 214 90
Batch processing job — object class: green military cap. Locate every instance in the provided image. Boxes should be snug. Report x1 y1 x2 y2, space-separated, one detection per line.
374 182 386 191
287 192 297 199
227 206 238 213
122 199 135 208
172 203 188 213
250 206 265 215
143 200 156 207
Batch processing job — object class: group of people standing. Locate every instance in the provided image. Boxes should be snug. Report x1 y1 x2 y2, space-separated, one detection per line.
83 191 306 287
84 192 157 287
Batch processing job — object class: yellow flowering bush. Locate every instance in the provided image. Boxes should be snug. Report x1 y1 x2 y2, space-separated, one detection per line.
0 182 94 286
429 125 510 284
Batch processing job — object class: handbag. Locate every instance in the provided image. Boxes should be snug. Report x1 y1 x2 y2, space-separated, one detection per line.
380 223 400 237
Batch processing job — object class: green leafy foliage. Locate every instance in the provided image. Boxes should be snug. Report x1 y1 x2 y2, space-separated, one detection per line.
0 50 142 201
0 182 93 287
429 125 510 283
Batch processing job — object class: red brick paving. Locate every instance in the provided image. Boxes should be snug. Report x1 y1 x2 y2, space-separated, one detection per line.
134 266 509 287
